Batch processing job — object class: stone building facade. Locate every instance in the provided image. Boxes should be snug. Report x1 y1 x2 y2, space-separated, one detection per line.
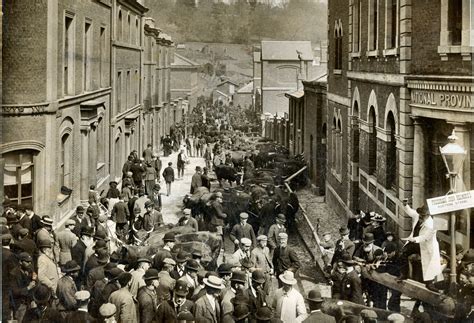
326 0 474 248
171 53 200 108
1 0 175 222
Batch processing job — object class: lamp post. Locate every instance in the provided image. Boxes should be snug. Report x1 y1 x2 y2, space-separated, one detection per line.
439 130 467 295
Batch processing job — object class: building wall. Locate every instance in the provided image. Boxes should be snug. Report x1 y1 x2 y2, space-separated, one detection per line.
1 0 176 223
234 92 252 108
170 67 199 107
261 60 307 116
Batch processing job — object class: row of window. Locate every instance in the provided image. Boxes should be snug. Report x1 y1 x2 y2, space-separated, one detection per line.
116 69 140 115
117 8 141 46
64 13 108 96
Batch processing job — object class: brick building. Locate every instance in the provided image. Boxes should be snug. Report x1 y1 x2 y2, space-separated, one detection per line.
1 0 175 222
324 0 473 248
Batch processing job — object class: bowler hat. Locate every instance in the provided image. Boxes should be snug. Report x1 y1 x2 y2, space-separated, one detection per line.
372 214 387 222
107 267 124 281
99 303 117 318
279 270 297 285
76 205 85 212
240 258 254 269
362 233 375 244
217 263 233 275
306 289 324 303
195 166 202 171
96 251 110 265
230 270 247 284
255 307 273 321
232 304 250 321
94 230 109 242
177 310 194 322
37 240 52 249
203 275 225 289
33 284 52 304
94 240 108 250
153 184 161 191
18 227 29 237
163 232 176 242
231 293 250 305
251 270 266 284
81 226 94 237
340 253 356 265
339 226 350 235
175 250 190 263
145 200 154 208
144 268 159 281
6 212 19 224
63 260 81 273
186 259 200 272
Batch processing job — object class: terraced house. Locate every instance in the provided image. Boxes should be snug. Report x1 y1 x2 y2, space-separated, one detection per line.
1 0 175 222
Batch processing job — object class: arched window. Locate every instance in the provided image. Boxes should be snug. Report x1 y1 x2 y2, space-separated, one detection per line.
3 150 35 206
117 10 123 41
61 133 72 188
352 100 360 163
368 107 377 175
135 18 140 46
337 119 343 175
97 117 105 167
386 111 397 190
127 14 131 43
334 21 343 70
332 117 337 171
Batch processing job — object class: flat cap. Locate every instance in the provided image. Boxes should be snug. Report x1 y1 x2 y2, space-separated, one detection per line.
183 208 192 215
18 252 32 262
75 290 90 301
239 212 249 219
257 235 267 241
241 238 252 246
99 303 117 317
278 232 288 240
163 257 176 266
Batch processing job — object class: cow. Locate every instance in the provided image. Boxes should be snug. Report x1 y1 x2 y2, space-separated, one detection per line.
214 164 242 187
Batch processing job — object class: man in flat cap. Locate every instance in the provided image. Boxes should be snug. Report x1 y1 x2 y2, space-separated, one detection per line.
57 260 81 316
99 303 117 323
144 199 163 231
37 239 60 296
10 252 36 322
233 238 252 263
178 208 199 232
191 166 203 194
65 291 95 322
56 219 78 265
230 212 257 251
15 227 37 256
130 257 152 297
108 272 139 323
267 214 287 258
273 232 300 286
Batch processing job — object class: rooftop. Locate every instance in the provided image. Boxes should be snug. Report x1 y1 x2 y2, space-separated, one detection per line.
261 41 313 61
237 81 254 94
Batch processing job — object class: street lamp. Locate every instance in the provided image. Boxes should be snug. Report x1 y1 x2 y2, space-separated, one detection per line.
439 130 467 295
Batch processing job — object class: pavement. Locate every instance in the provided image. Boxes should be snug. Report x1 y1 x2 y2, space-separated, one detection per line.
159 149 207 224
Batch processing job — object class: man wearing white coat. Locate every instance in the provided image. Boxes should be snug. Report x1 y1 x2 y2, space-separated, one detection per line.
400 202 442 285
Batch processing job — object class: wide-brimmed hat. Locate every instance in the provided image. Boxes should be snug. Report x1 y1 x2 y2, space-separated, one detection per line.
339 226 350 235
362 233 375 244
203 275 225 289
174 280 189 297
33 284 52 304
230 270 247 284
163 232 176 242
232 304 250 321
255 306 273 320
40 216 53 227
63 260 81 273
143 268 159 281
186 259 200 272
279 271 297 285
175 251 190 263
306 289 324 303
251 269 266 284
372 214 386 222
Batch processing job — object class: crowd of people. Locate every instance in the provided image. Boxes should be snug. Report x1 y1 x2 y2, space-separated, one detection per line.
2 134 474 323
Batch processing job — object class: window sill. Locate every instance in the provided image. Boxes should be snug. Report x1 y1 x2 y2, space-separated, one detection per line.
57 193 71 206
366 50 380 58
97 162 106 171
331 169 343 183
383 48 399 56
333 69 342 75
438 45 474 61
350 52 361 59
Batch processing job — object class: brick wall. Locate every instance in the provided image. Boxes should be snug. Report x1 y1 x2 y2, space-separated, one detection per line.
327 0 348 97
3 0 48 103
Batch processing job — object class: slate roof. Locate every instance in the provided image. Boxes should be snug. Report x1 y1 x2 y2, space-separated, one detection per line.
237 81 253 94
172 53 200 67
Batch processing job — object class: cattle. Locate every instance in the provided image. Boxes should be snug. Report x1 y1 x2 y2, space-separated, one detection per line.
214 164 242 187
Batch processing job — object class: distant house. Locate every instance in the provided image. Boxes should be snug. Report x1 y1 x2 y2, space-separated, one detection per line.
212 80 239 105
260 40 314 116
253 49 262 112
171 53 200 107
234 81 253 108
